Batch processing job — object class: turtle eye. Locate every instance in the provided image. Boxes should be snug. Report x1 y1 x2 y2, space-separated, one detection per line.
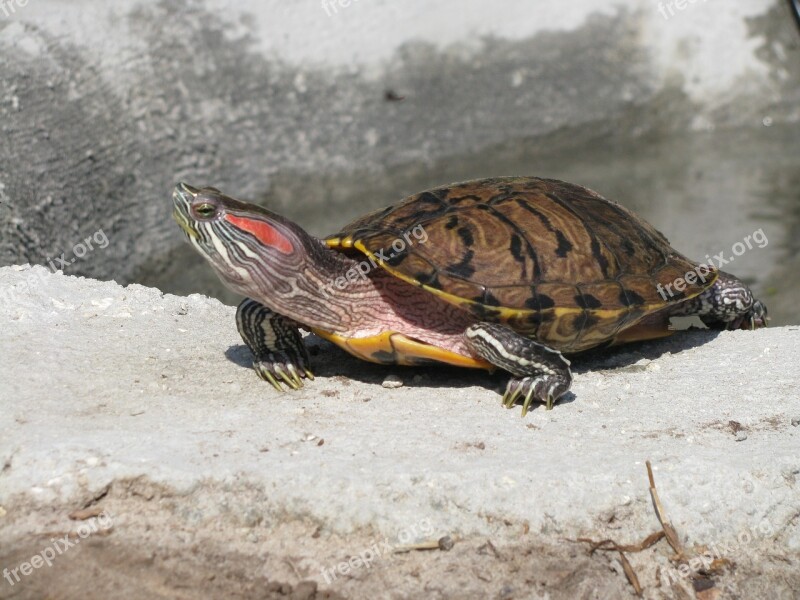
193 202 217 219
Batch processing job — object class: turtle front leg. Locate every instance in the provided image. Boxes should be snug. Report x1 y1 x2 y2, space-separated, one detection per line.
465 322 572 416
236 299 314 391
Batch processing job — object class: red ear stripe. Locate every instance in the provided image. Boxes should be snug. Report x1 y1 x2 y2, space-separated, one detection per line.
224 214 294 255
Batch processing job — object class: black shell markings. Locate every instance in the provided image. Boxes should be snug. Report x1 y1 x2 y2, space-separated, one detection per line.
326 177 715 352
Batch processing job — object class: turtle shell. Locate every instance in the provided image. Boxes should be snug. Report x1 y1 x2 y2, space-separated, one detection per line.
325 177 716 352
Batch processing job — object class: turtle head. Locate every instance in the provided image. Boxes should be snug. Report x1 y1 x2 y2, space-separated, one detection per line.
172 183 340 316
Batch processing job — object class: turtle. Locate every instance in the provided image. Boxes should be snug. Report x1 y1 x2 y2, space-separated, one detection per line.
172 177 768 415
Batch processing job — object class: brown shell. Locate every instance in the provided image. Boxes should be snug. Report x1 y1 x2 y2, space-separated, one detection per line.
325 177 715 352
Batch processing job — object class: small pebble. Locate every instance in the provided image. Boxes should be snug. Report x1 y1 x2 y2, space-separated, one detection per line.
791 417 800 427
382 374 404 389
735 431 748 442
438 535 454 551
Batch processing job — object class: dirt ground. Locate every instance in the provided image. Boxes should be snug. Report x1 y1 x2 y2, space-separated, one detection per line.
1 488 798 600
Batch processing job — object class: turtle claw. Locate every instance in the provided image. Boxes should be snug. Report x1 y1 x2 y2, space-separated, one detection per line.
284 363 304 389
258 368 284 391
520 389 553 417
253 351 312 392
521 390 535 417
501 379 522 409
293 365 307 386
502 375 568 416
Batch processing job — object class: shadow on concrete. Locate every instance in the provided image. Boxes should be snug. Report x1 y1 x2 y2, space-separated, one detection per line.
223 327 729 412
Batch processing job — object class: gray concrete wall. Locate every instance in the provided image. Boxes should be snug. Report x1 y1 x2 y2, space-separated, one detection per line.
1 0 798 303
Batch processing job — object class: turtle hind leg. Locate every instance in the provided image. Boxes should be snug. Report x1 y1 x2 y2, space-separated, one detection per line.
464 322 572 416
673 271 768 330
236 299 314 391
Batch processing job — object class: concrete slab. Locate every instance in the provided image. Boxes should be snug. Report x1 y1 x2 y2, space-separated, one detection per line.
1 265 798 599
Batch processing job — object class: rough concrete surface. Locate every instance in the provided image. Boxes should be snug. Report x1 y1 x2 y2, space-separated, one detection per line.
1 265 799 599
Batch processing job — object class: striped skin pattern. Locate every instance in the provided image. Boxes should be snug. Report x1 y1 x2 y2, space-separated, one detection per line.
327 177 717 353
173 183 380 334
464 322 572 412
173 184 487 364
236 299 312 388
